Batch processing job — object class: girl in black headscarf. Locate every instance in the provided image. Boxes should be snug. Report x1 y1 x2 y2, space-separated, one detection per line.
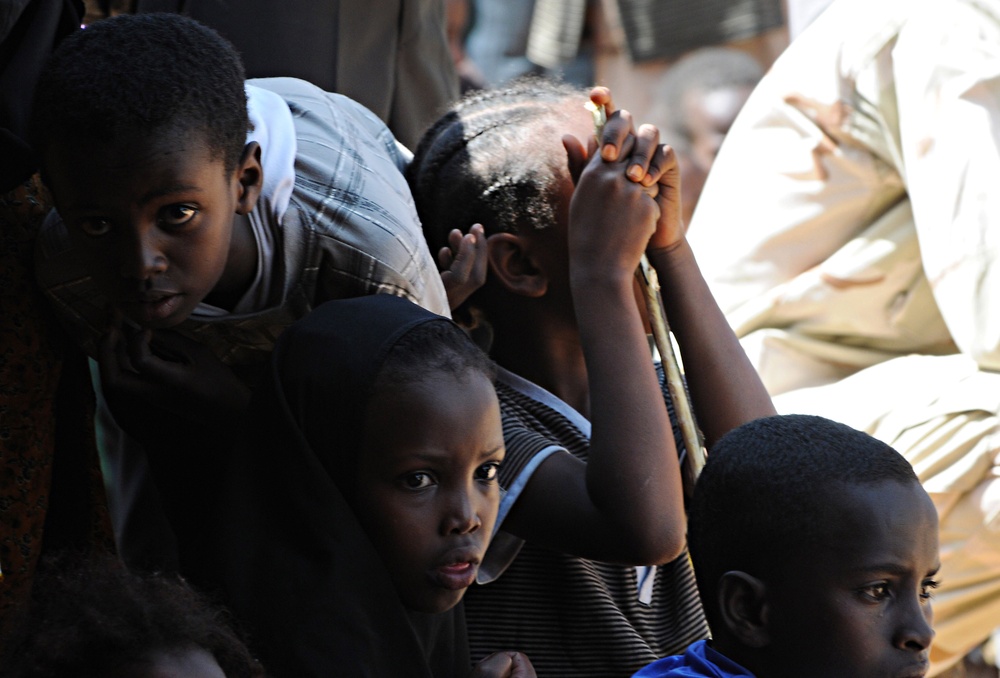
196 294 532 678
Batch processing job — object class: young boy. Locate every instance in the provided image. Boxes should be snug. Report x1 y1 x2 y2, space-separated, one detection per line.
408 82 776 675
28 13 449 568
634 414 939 678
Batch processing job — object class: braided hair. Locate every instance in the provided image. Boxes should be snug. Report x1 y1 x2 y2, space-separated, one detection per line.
407 78 587 258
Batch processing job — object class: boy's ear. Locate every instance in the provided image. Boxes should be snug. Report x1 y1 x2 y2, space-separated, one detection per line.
234 141 263 215
486 232 548 298
718 570 771 648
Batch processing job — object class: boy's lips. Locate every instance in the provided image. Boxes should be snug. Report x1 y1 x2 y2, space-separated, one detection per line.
131 291 183 324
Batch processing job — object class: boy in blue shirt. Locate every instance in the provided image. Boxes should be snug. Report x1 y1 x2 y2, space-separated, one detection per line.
634 414 939 678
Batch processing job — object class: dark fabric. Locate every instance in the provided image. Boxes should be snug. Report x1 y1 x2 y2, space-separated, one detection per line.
617 0 784 62
631 640 757 677
0 0 82 190
464 366 708 676
194 296 469 678
0 175 114 657
132 0 459 149
524 0 783 66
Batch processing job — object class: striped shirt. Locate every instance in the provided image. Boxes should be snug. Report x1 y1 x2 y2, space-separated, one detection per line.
465 368 709 677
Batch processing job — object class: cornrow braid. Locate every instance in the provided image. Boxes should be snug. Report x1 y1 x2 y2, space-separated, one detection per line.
407 78 587 258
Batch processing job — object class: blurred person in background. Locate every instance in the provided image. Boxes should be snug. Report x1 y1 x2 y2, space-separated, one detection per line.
647 47 762 226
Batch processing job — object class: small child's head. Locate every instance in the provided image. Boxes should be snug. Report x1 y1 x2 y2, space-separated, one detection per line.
688 414 939 678
3 558 264 678
30 13 262 329
271 295 503 614
651 47 761 169
649 47 761 222
407 80 595 322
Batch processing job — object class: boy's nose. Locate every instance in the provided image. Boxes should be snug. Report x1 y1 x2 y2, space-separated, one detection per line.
442 491 482 536
893 599 935 651
120 228 167 280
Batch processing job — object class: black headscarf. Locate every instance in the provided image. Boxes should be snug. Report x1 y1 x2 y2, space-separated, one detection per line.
198 295 471 678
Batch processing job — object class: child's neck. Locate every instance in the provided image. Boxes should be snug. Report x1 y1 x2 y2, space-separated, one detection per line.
492 311 591 418
203 212 257 311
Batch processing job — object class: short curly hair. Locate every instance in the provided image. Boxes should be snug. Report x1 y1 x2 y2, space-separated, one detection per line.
1 558 265 678
30 13 249 173
688 414 919 633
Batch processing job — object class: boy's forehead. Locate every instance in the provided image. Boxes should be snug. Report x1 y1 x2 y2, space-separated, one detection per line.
802 480 938 575
44 131 227 199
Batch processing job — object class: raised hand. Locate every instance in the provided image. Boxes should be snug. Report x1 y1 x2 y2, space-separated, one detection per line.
438 223 488 310
646 143 686 252
564 126 660 283
470 651 536 678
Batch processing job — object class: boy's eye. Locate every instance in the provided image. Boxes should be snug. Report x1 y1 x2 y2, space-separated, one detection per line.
920 579 940 601
160 204 197 227
402 472 434 490
79 218 113 237
475 461 501 482
860 582 891 602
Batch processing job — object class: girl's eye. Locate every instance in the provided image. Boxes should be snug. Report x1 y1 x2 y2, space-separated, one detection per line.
860 583 891 602
920 579 940 601
79 218 113 237
475 461 501 482
402 472 434 490
161 204 197 227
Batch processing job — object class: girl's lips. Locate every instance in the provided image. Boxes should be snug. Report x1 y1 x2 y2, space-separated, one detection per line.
433 561 479 591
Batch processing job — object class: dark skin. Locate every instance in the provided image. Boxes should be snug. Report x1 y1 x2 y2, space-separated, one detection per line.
713 480 939 678
44 131 263 442
444 88 775 565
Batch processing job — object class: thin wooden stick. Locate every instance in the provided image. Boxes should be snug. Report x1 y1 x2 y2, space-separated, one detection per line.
635 257 706 498
586 100 706 495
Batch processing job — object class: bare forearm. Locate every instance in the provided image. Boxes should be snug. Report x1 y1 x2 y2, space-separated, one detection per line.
647 239 775 447
571 271 686 562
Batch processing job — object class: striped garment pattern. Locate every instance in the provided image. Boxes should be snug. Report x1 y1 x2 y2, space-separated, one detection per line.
464 369 709 677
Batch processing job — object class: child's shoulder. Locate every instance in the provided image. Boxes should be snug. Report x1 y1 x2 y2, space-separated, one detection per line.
247 76 409 166
632 641 756 678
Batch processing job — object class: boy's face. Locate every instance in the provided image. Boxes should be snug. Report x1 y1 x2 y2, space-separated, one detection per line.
763 479 939 678
355 369 504 614
44 131 259 329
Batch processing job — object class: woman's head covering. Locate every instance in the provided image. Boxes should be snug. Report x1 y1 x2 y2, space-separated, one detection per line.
272 294 452 498
200 296 472 678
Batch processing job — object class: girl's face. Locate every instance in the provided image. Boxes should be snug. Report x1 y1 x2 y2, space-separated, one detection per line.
355 368 505 613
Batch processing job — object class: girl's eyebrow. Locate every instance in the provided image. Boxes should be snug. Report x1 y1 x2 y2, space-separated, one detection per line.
479 445 506 459
396 445 505 464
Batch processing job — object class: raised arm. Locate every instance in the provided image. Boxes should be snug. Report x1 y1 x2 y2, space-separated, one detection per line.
641 144 775 446
501 115 687 566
